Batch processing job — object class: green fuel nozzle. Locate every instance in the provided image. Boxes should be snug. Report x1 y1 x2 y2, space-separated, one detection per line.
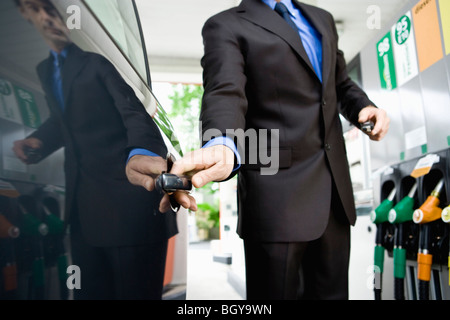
389 182 417 224
371 187 396 224
372 187 396 300
387 183 417 286
19 204 48 237
43 206 64 235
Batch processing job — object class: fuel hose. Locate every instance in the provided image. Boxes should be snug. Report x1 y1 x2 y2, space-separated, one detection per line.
413 178 444 300
371 187 396 300
389 182 417 300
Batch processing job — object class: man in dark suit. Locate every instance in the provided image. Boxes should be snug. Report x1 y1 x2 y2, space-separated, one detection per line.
12 0 177 299
147 0 390 300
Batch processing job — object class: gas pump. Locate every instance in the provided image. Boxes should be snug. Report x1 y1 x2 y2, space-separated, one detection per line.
42 202 68 300
442 205 450 286
0 212 20 299
0 213 20 239
442 205 450 224
370 186 396 300
413 178 444 300
388 182 417 300
18 198 48 300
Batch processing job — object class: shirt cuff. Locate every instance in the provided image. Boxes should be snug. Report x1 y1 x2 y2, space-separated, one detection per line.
203 136 241 171
127 148 161 163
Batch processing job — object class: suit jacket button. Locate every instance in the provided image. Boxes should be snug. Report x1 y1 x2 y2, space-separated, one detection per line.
322 99 327 106
325 143 331 151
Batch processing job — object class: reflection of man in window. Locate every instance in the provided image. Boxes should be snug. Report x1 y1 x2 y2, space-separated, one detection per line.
12 0 178 300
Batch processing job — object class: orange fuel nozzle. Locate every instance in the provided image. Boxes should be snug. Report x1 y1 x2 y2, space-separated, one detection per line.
413 178 444 224
2 263 18 292
417 252 433 281
0 213 20 239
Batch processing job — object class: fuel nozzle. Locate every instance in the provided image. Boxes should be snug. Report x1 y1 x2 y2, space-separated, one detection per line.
371 187 396 224
417 223 433 299
441 204 450 287
389 182 417 224
413 178 444 224
372 187 396 300
43 205 69 299
43 205 64 235
441 204 450 223
0 213 19 295
0 213 20 239
19 204 48 237
18 202 47 298
388 182 417 299
413 178 445 299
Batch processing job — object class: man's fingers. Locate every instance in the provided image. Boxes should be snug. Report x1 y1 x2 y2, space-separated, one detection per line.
126 155 167 191
358 106 390 141
12 138 43 164
173 192 197 211
358 107 375 123
159 194 171 213
170 149 208 176
128 155 167 176
27 138 42 149
126 167 155 191
190 163 231 188
171 145 234 187
125 155 199 212
371 110 385 135
12 141 27 162
368 110 389 141
159 192 198 213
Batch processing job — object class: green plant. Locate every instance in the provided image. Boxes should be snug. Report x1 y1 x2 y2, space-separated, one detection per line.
197 202 220 228
166 84 221 238
167 84 203 154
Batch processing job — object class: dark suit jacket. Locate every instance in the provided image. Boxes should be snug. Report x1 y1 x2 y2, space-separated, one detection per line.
30 44 177 247
200 0 376 242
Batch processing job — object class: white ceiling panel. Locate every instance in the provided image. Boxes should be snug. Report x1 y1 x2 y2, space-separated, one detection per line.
135 0 412 83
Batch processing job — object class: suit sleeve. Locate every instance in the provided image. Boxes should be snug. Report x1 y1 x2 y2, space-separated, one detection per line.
26 62 65 161
200 15 248 147
96 55 168 158
331 13 377 126
28 102 65 161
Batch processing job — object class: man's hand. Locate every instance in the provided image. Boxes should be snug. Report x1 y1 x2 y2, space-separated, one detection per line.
12 137 43 164
171 145 235 188
125 155 197 213
126 155 167 191
358 106 390 141
168 145 235 211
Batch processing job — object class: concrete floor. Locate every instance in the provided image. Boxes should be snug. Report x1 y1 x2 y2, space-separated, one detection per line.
186 241 243 300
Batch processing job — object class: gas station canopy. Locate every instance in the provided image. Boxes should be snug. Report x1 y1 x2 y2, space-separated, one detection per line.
135 0 411 84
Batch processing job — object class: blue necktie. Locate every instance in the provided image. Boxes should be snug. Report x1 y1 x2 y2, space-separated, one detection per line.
274 2 323 82
274 2 298 33
54 54 65 111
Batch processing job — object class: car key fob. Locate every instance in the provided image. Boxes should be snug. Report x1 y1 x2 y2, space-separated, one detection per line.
24 146 41 163
360 121 374 134
155 173 192 194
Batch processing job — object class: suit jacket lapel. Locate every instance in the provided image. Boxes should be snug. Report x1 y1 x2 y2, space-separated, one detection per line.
237 0 317 78
294 1 332 88
37 44 87 115
37 56 63 116
61 44 87 110
238 0 333 86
